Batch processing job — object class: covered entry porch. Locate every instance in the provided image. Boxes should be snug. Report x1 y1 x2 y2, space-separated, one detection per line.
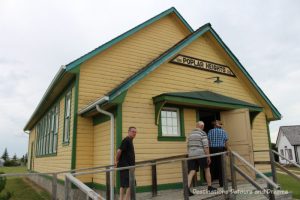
153 90 263 180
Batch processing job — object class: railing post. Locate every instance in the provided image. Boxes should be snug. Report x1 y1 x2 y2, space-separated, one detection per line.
229 152 237 200
151 161 158 197
129 168 136 200
269 149 277 183
267 183 275 200
221 153 229 199
52 173 57 200
181 160 189 200
106 167 111 200
64 175 71 200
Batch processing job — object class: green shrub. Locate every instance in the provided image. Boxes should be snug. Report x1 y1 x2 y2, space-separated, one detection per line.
0 172 6 192
3 160 20 167
0 172 12 200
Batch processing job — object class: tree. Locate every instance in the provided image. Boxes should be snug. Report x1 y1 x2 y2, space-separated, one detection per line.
12 154 17 161
24 153 28 165
1 148 9 161
20 155 24 163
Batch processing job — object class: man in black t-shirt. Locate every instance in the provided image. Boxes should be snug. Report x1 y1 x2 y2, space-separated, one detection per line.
115 126 137 200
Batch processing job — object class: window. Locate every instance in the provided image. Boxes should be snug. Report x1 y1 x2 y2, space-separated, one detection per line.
63 90 72 144
35 103 59 156
158 107 185 141
53 105 59 153
287 149 293 160
161 108 180 137
280 149 284 156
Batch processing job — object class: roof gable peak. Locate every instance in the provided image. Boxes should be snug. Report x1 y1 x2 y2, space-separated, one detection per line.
65 7 193 72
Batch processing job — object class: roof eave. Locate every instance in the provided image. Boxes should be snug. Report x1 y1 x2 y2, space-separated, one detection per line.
23 65 67 131
208 28 282 121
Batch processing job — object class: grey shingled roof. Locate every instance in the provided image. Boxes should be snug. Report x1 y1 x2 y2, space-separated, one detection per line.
280 125 300 145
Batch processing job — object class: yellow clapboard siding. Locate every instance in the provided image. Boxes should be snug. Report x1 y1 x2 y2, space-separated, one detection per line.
121 33 272 185
93 120 112 185
78 14 190 111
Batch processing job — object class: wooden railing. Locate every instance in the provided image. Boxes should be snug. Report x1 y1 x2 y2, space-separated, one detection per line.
230 151 280 200
271 150 300 183
71 151 228 200
1 150 284 200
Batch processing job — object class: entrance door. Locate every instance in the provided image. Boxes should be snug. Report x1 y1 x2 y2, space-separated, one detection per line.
220 108 255 179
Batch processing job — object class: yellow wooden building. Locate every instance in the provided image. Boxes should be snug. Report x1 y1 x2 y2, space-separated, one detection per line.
24 7 281 193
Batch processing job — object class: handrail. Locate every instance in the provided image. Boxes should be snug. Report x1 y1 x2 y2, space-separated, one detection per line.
231 151 280 189
272 150 300 168
0 154 189 178
65 173 103 200
73 152 227 177
0 152 225 200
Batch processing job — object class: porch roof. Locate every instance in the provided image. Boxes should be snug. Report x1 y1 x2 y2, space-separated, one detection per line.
153 91 263 112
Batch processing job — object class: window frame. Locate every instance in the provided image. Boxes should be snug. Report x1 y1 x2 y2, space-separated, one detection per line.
63 89 72 145
157 106 185 141
287 149 293 160
35 103 59 157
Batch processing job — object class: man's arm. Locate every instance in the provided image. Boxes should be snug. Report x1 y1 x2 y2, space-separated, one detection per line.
115 149 122 166
204 147 211 165
225 141 229 151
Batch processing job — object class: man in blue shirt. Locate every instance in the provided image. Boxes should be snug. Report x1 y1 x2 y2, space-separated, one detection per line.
208 120 229 187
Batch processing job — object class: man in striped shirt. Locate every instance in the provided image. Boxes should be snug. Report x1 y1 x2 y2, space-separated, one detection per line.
208 120 229 187
187 121 216 196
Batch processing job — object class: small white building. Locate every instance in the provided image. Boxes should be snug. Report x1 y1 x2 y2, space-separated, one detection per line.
276 125 300 164
0 158 4 167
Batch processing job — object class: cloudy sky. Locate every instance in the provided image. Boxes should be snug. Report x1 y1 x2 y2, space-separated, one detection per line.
1 0 299 157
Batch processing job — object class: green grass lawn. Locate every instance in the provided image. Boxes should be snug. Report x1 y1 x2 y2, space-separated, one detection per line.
277 173 300 199
0 166 28 175
0 166 50 200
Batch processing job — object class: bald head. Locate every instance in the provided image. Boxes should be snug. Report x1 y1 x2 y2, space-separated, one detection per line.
196 121 205 130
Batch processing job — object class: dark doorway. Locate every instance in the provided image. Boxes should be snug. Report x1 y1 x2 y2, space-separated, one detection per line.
197 109 221 182
198 109 220 133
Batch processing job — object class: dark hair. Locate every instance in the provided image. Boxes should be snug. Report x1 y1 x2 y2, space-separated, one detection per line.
128 126 136 131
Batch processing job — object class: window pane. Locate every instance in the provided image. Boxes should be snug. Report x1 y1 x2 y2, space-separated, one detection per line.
55 111 59 133
167 118 172 126
161 111 166 117
288 149 293 160
172 111 177 118
173 127 178 135
167 111 172 118
53 134 57 153
64 118 69 141
161 118 167 126
162 126 167 134
172 118 177 126
64 91 71 143
167 127 172 134
66 98 71 116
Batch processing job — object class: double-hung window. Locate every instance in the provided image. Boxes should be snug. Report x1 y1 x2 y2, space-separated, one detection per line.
63 90 72 144
35 103 59 157
161 108 180 137
158 107 185 141
53 105 59 152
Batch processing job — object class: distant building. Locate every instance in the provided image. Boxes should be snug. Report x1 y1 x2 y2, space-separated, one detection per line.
0 158 4 167
276 125 300 164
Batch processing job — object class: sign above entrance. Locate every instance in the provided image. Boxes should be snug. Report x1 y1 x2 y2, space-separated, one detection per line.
170 54 236 77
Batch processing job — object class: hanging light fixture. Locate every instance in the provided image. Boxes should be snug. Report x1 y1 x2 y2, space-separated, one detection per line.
207 76 223 84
